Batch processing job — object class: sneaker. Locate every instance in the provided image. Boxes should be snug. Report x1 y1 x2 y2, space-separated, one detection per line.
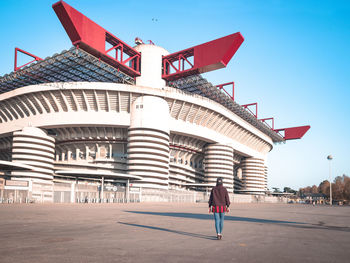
218 234 222 240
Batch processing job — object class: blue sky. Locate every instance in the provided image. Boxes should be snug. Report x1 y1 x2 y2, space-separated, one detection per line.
1 0 349 190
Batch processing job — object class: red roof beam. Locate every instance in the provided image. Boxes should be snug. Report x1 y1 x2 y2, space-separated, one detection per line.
242 103 258 118
259 117 274 130
274 125 310 140
216 81 234 101
163 51 194 76
162 33 244 81
52 1 141 77
14 48 42 72
105 43 124 61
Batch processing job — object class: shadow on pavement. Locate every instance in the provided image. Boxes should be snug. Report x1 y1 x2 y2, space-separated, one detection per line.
124 211 350 232
118 222 217 240
125 211 303 224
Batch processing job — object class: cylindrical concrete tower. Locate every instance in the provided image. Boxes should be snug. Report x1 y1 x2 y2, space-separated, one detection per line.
128 96 170 189
204 144 234 192
134 44 169 89
11 127 55 202
241 157 266 194
264 165 268 191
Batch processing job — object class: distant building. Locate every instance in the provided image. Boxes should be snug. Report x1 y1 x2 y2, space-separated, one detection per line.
302 193 327 204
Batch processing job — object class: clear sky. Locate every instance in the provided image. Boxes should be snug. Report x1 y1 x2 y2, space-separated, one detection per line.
1 0 349 191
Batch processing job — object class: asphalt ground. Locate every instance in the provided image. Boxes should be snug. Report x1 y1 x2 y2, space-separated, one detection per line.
0 202 349 263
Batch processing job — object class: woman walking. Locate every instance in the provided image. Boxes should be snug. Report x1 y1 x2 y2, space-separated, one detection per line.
208 177 230 240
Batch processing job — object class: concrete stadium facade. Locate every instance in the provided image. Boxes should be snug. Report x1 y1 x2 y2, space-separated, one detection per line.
0 46 271 202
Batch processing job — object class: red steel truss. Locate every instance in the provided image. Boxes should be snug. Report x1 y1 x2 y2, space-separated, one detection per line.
216 82 234 101
259 117 274 130
258 117 310 140
162 33 244 81
274 125 311 140
52 1 141 78
242 103 258 118
14 48 42 72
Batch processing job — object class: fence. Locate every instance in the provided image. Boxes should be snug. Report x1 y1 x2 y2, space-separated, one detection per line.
0 187 287 204
140 189 198 203
0 189 31 203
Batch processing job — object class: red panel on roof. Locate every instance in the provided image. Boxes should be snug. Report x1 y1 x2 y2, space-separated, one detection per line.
52 1 140 77
275 125 311 140
162 33 244 81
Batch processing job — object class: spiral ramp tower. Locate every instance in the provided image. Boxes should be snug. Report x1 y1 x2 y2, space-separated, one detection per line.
128 96 170 190
11 127 55 202
264 165 268 191
204 144 234 192
240 158 266 194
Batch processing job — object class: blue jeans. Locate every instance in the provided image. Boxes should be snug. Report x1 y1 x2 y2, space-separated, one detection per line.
214 212 225 234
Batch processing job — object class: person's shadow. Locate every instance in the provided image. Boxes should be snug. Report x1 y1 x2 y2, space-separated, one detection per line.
125 211 303 224
118 222 217 240
120 211 350 235
117 211 304 241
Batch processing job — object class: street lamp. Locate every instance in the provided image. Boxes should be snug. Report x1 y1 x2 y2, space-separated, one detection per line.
327 155 333 205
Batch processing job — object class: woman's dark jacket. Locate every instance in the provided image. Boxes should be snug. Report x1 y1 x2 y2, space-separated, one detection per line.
208 185 230 212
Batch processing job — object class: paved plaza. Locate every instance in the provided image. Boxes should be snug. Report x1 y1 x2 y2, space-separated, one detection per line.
0 202 349 263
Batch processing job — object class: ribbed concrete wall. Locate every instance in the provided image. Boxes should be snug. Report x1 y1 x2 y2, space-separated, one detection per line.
241 157 266 194
0 82 273 156
234 167 243 192
128 128 169 189
127 96 170 189
11 127 55 202
264 165 268 191
204 144 234 192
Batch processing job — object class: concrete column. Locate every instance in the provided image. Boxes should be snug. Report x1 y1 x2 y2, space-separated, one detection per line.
234 167 243 193
101 176 104 203
11 127 55 203
204 143 234 192
134 44 169 89
76 148 80 160
240 157 266 195
85 146 89 160
71 182 76 203
109 144 112 159
126 179 129 203
127 96 170 190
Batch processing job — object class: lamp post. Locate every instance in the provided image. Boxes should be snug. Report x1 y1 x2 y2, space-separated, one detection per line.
327 155 333 205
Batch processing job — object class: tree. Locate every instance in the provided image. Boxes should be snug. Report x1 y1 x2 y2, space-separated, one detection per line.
332 176 344 200
318 180 329 197
298 186 312 197
300 186 312 194
283 187 296 194
311 185 318 194
272 187 281 193
343 175 350 200
299 174 350 202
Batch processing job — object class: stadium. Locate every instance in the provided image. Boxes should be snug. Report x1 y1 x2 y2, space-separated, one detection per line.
0 1 310 203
